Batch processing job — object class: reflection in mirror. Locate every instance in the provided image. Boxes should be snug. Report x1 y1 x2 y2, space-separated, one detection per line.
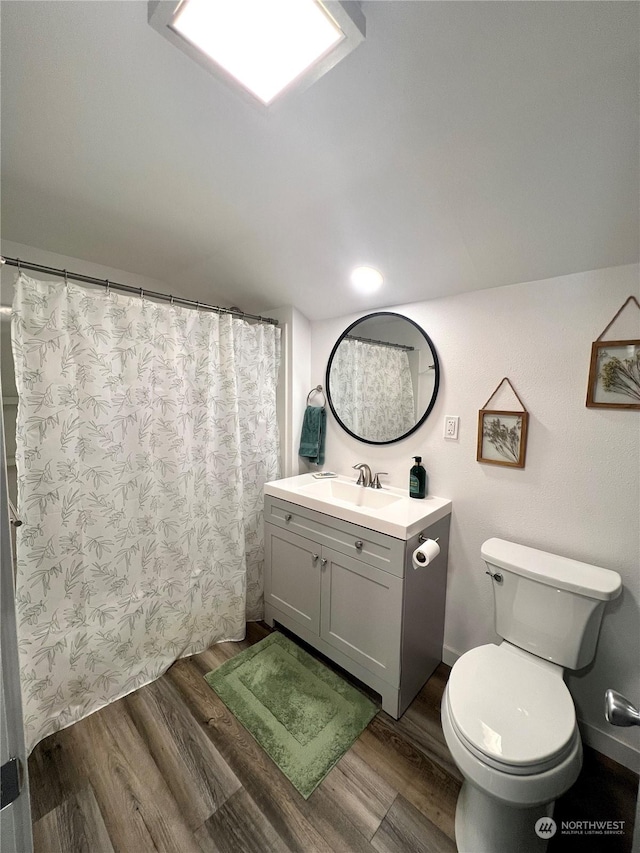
326 312 440 445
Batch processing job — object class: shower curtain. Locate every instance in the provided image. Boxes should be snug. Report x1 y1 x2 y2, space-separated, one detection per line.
331 338 415 441
11 274 280 750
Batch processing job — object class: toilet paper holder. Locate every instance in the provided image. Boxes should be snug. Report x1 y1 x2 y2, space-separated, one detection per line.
412 535 441 569
418 534 439 544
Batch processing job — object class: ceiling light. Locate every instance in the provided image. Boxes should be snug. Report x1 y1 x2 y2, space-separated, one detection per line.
350 266 383 294
149 1 365 106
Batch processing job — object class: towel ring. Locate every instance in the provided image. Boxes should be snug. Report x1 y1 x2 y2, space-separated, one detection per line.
306 385 326 406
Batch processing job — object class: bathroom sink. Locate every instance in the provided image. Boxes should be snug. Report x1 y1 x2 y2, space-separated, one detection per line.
297 478 404 510
264 473 451 539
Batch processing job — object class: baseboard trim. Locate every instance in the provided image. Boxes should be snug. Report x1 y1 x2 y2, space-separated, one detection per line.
578 719 640 774
442 644 461 668
441 644 640 774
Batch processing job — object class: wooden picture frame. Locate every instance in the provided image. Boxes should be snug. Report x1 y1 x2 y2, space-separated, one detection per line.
586 339 640 410
477 409 529 468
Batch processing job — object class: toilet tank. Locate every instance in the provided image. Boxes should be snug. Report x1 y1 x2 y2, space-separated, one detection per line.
481 538 622 670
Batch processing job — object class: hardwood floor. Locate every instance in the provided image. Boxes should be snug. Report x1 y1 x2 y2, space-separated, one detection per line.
29 622 638 853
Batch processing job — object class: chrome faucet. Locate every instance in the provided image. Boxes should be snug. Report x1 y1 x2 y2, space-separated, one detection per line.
352 463 372 487
371 472 388 489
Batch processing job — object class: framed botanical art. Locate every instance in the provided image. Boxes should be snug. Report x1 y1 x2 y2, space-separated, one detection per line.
586 340 640 410
586 297 640 410
477 409 529 468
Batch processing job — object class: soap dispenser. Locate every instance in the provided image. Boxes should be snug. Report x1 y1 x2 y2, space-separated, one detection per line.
409 456 427 499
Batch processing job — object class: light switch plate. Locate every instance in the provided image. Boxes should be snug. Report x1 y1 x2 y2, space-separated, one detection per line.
444 416 459 440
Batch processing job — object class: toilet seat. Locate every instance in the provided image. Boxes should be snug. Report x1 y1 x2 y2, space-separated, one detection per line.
447 643 576 775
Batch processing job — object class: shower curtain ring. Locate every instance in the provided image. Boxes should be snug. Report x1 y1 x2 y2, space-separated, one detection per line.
139 287 144 300
17 258 22 272
170 294 174 305
105 278 110 294
64 269 69 287
196 301 200 311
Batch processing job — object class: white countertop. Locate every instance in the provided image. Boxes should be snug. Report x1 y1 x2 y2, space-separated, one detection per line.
264 473 451 540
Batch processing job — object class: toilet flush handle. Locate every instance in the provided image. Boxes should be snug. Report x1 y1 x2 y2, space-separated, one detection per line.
605 690 640 727
485 570 503 584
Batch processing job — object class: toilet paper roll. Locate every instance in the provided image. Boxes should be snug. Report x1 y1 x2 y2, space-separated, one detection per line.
412 538 440 569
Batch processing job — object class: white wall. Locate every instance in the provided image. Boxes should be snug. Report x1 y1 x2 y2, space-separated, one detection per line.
310 264 640 771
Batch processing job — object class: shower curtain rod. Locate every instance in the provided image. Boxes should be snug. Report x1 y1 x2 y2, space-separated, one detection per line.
1 256 279 326
345 333 414 351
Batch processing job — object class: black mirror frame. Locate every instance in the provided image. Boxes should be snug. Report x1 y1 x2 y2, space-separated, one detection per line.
325 311 441 446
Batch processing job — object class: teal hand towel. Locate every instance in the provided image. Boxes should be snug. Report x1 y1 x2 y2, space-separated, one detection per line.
298 406 326 466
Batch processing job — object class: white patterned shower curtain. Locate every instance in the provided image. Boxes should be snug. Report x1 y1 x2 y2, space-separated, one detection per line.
11 274 280 751
330 338 415 441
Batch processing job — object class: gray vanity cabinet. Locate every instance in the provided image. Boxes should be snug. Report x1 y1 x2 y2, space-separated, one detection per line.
264 525 321 634
264 495 450 718
320 548 403 685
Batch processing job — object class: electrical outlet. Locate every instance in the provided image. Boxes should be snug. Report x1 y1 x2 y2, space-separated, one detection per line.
444 416 459 440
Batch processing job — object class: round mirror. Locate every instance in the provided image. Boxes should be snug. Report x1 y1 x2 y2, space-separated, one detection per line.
325 312 440 445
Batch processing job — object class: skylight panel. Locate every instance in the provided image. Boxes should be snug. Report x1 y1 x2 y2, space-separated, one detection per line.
149 0 365 106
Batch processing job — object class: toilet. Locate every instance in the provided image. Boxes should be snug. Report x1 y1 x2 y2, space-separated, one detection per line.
441 537 622 853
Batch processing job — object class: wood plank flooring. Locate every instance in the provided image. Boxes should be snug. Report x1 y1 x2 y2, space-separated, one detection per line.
29 622 638 853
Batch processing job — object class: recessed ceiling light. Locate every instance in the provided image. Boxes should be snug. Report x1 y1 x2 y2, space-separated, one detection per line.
350 266 384 294
149 0 365 107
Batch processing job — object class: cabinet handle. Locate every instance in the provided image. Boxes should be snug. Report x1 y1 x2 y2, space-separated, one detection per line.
354 540 363 550
321 558 328 568
312 553 319 562
285 513 292 522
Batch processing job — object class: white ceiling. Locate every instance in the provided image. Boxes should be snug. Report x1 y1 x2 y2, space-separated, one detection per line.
1 1 638 320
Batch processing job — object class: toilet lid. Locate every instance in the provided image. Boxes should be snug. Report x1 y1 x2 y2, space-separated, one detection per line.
447 644 576 770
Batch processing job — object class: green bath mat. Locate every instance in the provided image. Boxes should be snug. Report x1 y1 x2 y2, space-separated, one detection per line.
204 631 377 798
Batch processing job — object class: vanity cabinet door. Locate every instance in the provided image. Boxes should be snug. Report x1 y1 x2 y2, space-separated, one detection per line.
264 524 321 635
320 548 402 686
